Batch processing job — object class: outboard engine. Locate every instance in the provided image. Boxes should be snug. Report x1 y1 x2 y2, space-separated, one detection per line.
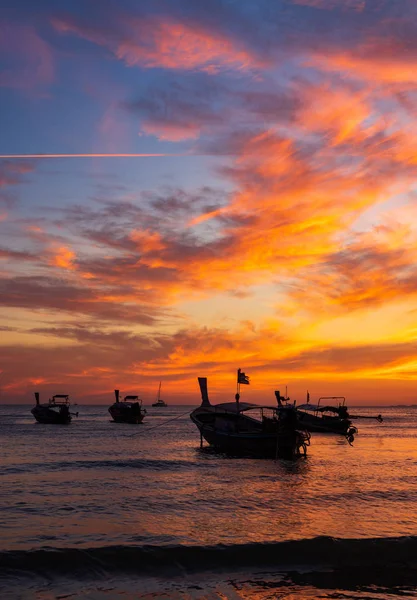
346 426 358 445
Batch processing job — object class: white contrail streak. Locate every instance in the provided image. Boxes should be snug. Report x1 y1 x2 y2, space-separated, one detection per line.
0 153 189 158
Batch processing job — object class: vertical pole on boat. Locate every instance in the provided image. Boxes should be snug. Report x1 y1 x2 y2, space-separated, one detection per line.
34 392 40 405
236 369 241 432
236 369 240 410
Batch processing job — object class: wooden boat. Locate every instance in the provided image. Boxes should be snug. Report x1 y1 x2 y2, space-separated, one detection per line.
190 378 310 459
108 389 146 424
279 393 382 441
152 382 167 407
294 396 353 434
31 393 77 424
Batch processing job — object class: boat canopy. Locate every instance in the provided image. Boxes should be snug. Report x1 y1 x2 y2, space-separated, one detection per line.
297 403 341 414
124 395 139 400
215 402 278 413
297 403 319 411
51 395 70 404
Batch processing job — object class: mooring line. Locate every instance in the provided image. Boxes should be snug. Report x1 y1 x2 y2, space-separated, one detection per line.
126 410 192 437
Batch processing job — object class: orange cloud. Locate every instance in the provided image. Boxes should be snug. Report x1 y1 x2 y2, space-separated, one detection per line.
130 230 166 253
50 246 76 270
4 317 417 403
296 84 373 145
313 45 417 85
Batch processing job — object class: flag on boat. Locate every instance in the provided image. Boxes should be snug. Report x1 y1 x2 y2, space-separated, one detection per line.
237 368 250 385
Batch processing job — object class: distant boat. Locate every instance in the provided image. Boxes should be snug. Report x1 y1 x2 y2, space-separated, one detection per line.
190 377 310 459
31 393 77 424
152 382 167 407
295 396 354 435
108 389 146 424
280 393 382 442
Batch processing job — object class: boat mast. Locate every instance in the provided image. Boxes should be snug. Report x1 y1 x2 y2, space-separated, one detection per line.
236 368 250 409
157 381 161 402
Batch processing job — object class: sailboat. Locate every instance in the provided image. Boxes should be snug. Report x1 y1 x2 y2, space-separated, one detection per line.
152 382 167 407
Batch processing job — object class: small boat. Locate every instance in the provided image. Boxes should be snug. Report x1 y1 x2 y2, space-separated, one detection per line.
190 377 310 459
31 393 77 424
293 396 353 435
282 393 383 442
108 389 146 424
152 382 167 407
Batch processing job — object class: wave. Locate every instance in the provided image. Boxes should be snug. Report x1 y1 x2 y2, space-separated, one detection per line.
1 457 193 475
1 536 417 579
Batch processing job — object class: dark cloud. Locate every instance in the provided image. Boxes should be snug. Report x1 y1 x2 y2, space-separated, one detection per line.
0 247 36 261
0 276 166 324
30 325 158 349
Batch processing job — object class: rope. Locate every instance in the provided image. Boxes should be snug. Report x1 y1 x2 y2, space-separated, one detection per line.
126 410 192 437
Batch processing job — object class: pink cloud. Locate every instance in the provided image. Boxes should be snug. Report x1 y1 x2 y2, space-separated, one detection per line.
141 120 201 141
0 21 54 90
52 15 264 74
0 161 34 187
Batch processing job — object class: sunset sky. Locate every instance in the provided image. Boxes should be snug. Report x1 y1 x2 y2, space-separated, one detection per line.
1 0 417 405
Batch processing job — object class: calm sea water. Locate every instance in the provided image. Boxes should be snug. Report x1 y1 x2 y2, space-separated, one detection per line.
1 404 417 599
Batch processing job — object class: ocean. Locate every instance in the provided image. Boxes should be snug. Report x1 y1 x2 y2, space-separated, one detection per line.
1 404 417 599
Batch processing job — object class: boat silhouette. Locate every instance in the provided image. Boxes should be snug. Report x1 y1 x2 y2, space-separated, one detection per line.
152 382 167 407
191 377 310 459
31 393 78 424
108 389 146 424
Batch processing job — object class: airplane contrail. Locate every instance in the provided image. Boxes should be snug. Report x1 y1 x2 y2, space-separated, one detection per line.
0 153 189 158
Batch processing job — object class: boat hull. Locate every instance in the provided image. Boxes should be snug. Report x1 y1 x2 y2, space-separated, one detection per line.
190 411 306 460
296 411 350 434
31 406 71 424
108 404 145 424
